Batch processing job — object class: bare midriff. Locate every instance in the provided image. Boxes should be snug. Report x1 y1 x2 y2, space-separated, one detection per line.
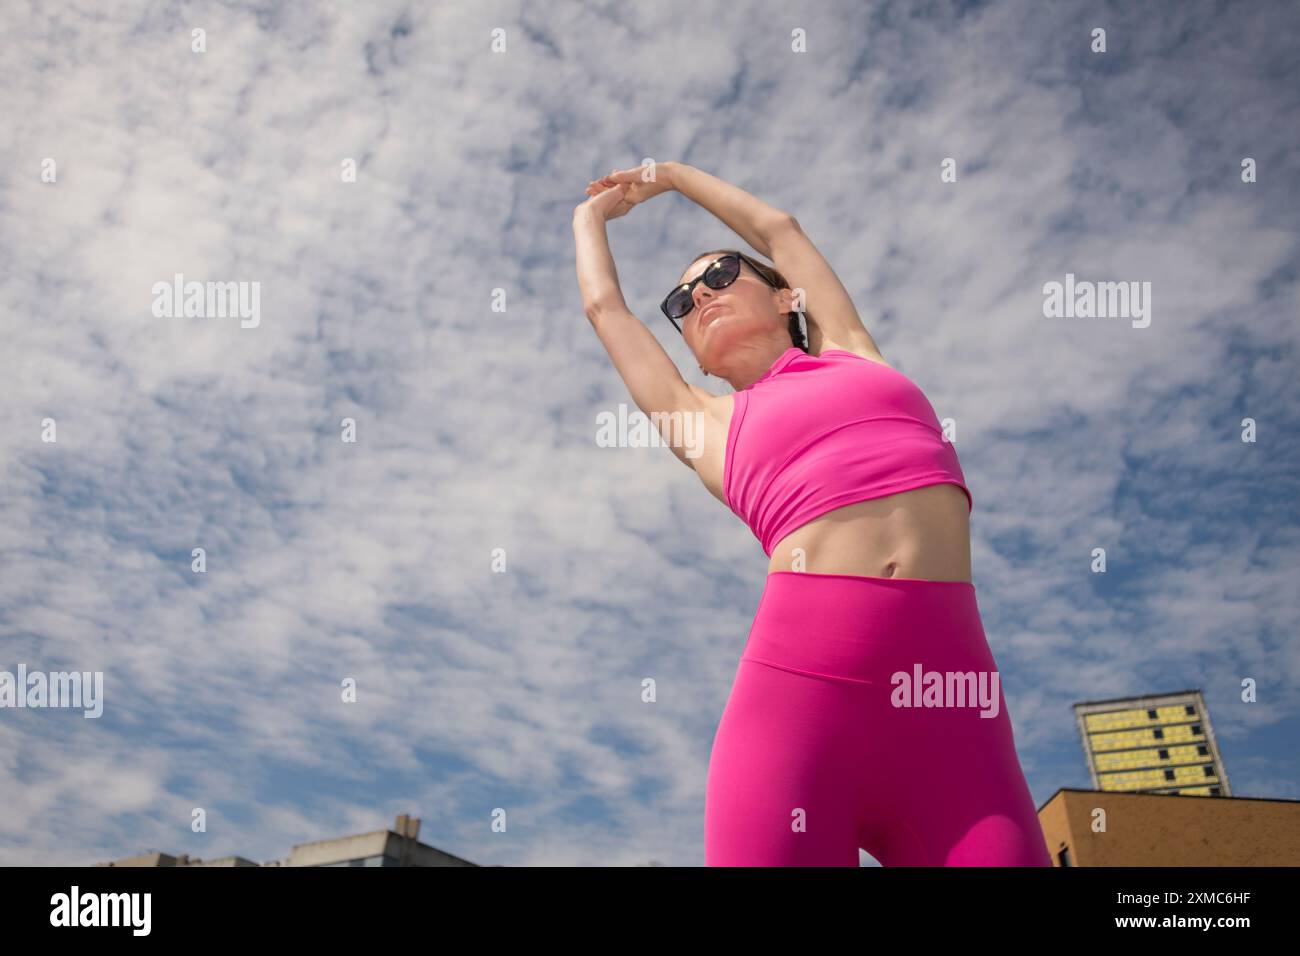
690 390 973 584
762 483 972 582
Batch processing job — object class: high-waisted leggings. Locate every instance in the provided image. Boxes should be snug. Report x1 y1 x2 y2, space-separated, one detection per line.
704 571 1051 867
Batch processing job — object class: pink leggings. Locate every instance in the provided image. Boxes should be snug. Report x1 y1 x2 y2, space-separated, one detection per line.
705 571 1051 867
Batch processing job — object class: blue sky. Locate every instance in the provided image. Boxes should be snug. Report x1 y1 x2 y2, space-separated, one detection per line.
1 0 1298 866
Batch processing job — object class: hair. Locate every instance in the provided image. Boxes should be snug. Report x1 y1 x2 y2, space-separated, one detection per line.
686 249 810 352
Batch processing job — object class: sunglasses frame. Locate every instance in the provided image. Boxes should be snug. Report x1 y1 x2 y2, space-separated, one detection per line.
660 251 780 334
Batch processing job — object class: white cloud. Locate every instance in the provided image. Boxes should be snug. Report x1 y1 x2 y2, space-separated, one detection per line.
1 0 1296 867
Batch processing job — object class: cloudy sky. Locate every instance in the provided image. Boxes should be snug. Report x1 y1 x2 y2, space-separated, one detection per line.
1 0 1297 867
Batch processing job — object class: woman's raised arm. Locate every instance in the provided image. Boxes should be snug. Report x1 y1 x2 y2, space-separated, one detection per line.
666 163 884 360
665 163 792 260
572 186 707 467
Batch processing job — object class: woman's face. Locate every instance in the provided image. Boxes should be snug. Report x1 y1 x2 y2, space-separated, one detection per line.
677 256 787 366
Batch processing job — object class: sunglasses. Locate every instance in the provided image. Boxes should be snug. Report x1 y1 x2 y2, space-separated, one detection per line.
660 252 779 333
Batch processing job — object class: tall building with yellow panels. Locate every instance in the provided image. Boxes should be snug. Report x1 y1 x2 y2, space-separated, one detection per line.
1074 689 1231 797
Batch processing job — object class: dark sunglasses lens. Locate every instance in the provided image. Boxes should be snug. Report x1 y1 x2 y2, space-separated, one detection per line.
666 256 740 321
667 289 693 319
705 256 740 288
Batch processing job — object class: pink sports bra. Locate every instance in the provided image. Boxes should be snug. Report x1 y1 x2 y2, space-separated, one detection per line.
724 347 972 556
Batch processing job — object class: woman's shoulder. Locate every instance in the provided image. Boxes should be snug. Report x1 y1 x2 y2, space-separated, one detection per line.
813 340 893 369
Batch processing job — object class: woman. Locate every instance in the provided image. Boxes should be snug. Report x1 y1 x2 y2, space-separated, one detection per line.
573 162 1050 867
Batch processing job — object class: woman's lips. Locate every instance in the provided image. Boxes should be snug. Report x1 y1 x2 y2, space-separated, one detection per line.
701 305 727 329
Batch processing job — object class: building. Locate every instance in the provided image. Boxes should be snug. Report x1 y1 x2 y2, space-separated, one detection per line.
279 813 477 867
1037 788 1300 866
96 814 480 867
1037 688 1300 865
96 852 259 867
1073 689 1230 796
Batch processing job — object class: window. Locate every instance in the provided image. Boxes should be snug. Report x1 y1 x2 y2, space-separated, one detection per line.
1197 745 1208 756
1210 787 1221 796
1147 709 1157 719
1158 749 1168 759
1191 724 1202 735
1184 705 1195 715
1164 769 1175 781
1153 728 1164 739
1203 766 1214 777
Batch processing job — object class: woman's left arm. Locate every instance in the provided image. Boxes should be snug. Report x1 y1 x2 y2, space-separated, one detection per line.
664 162 791 259
668 162 885 360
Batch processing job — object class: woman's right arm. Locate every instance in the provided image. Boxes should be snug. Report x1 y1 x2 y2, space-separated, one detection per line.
573 200 707 455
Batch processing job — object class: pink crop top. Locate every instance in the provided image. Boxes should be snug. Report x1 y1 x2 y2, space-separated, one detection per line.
724 347 972 556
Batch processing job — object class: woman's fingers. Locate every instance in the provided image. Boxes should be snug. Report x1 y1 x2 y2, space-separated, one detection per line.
581 178 639 217
586 179 624 196
589 167 636 192
586 181 630 218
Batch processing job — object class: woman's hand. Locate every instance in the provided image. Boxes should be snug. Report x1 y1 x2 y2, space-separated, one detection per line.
584 162 676 220
573 181 632 223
